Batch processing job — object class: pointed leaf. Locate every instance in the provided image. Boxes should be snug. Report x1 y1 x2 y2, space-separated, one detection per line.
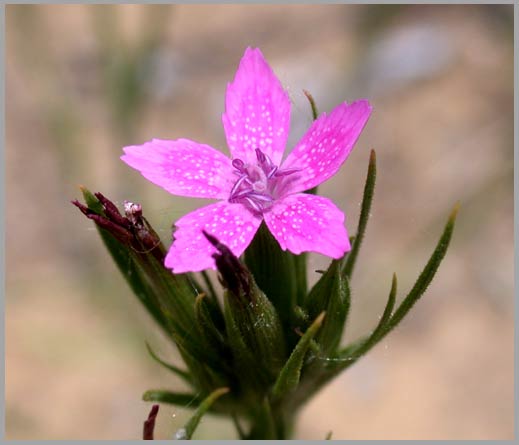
290 205 457 409
342 149 377 278
145 342 193 385
175 387 230 440
303 89 319 195
271 312 325 400
336 204 458 373
334 274 397 364
305 260 351 354
315 264 351 355
380 204 459 337
369 273 397 341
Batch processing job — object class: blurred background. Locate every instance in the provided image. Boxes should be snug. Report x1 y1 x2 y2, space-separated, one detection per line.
5 4 514 440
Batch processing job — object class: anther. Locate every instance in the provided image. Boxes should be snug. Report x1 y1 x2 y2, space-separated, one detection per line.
255 148 266 164
232 158 246 172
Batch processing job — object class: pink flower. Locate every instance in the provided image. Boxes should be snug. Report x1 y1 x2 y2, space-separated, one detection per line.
122 48 372 273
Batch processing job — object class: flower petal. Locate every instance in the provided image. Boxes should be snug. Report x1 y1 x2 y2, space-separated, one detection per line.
222 47 291 166
165 201 262 273
281 100 372 193
263 193 350 258
122 139 234 199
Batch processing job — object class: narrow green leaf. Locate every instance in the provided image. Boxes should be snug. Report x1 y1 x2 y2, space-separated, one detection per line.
334 274 397 364
303 90 318 195
336 204 458 371
370 273 397 340
317 267 351 355
305 260 351 354
291 205 458 410
271 312 326 400
142 390 203 408
176 387 230 439
145 342 193 385
342 149 377 279
380 204 459 338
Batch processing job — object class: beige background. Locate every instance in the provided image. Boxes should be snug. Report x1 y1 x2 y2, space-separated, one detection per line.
6 4 514 439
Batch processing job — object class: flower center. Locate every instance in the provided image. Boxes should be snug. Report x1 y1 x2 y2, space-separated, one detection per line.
229 148 298 214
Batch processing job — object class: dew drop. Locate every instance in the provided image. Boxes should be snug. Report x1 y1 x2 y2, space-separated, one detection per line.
175 427 187 440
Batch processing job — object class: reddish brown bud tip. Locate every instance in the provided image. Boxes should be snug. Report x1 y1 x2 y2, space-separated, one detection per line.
203 231 250 296
143 404 159 440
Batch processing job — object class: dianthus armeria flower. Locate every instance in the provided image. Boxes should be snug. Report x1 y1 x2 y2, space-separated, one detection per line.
122 47 372 273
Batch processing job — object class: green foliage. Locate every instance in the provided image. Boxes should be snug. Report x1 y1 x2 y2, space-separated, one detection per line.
74 147 458 439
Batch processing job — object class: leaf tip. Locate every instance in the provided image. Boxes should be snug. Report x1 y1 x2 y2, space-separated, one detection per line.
391 272 397 289
315 311 326 326
449 201 461 223
195 292 207 304
214 386 230 397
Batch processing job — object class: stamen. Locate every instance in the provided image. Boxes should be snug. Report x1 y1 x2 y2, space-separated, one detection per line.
232 158 246 172
229 174 249 197
274 167 301 177
255 148 266 164
244 197 262 213
247 192 273 202
267 166 278 179
228 149 300 214
230 189 254 200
